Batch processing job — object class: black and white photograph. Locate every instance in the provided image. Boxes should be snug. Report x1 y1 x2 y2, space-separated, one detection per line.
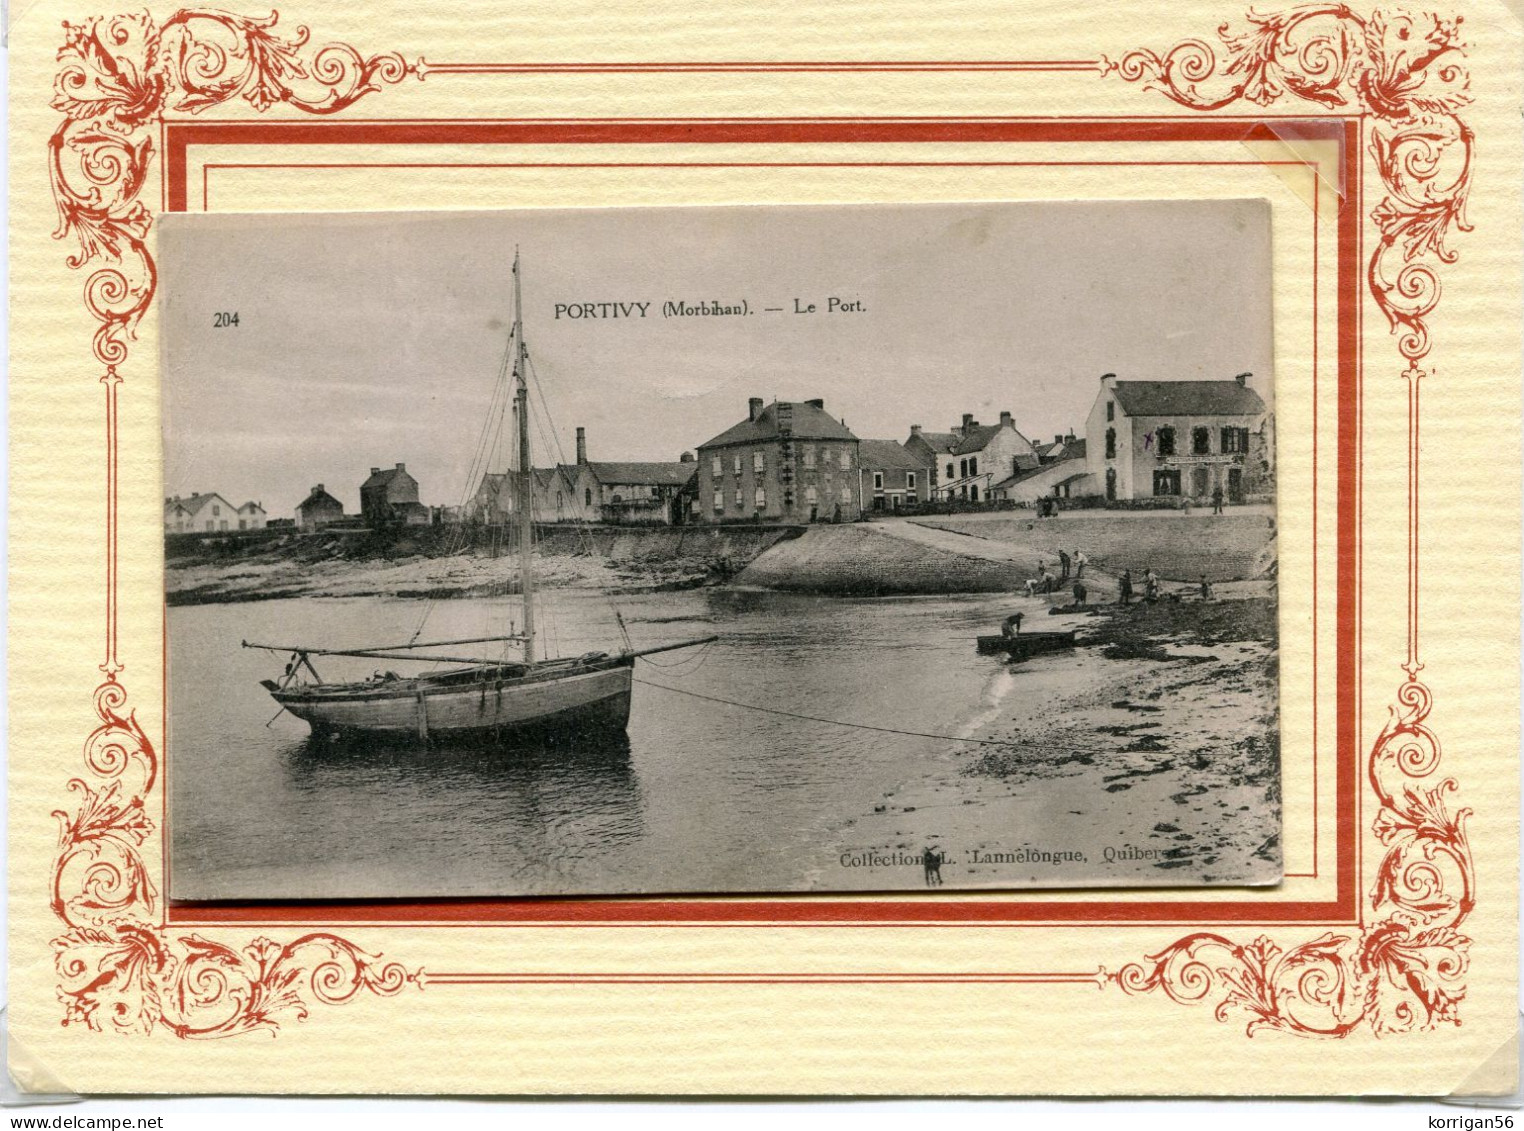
160 201 1280 900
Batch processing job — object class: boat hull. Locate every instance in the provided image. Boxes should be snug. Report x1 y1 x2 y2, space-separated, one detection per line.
268 657 634 742
975 631 1077 659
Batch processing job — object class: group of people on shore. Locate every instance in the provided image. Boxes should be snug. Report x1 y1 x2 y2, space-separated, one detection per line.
1023 547 1088 598
1013 558 1217 615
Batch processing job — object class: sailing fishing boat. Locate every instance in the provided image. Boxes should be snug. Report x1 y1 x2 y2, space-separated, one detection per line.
245 252 713 743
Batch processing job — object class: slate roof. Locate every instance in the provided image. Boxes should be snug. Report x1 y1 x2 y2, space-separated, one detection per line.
909 430 960 454
361 465 416 490
857 439 926 472
699 401 858 448
587 461 697 487
949 422 1035 456
1112 380 1266 417
1038 438 1086 463
164 492 230 518
298 487 343 512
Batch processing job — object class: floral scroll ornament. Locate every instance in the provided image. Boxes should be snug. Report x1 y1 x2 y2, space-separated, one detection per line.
1107 8 1473 1037
50 10 419 1037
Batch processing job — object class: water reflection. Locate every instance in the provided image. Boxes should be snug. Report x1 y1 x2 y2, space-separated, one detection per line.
277 728 645 885
169 588 1024 898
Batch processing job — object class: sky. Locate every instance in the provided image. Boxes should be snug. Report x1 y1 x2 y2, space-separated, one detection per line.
159 200 1273 516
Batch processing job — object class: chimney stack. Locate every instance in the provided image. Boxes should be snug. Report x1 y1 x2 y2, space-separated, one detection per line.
1235 371 1251 386
371 467 380 475
315 484 324 493
576 426 588 464
961 412 974 433
396 462 406 472
1065 430 1076 443
806 398 824 410
1055 435 1063 446
910 424 922 436
999 410 1013 427
680 451 695 463
748 397 764 422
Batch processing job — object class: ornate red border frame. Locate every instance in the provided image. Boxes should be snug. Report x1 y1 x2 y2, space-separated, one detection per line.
46 8 1471 1039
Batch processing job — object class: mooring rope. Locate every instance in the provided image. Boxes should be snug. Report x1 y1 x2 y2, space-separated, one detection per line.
633 670 1024 750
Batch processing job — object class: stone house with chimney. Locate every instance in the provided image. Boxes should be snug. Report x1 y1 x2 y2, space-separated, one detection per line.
360 462 428 527
1085 372 1267 502
296 485 345 531
696 397 861 523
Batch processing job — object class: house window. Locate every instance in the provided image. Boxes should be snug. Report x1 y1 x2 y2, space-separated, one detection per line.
239 520 247 530
1153 469 1182 496
805 485 818 504
1106 401 1114 421
205 521 213 531
1222 426 1248 454
840 449 852 470
907 472 916 491
873 472 884 490
212 505 220 516
754 451 765 473
585 488 592 506
1105 427 1116 459
968 457 978 477
733 454 742 475
945 462 954 480
219 520 228 531
711 455 722 476
713 490 724 512
804 447 816 469
1157 426 1176 457
735 488 743 508
839 484 851 502
959 458 968 478
1192 426 1211 455
754 487 766 509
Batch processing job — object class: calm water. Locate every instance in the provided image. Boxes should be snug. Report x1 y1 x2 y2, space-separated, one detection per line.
168 587 1038 899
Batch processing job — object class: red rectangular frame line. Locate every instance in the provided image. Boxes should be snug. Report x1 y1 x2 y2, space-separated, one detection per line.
160 116 1359 928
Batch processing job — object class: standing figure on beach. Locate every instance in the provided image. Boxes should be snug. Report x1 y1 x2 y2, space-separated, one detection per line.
1144 568 1159 602
1199 574 1213 600
1119 570 1133 605
1211 485 1225 515
1074 549 1088 578
1059 549 1071 580
1002 611 1024 637
1072 581 1087 606
922 846 944 888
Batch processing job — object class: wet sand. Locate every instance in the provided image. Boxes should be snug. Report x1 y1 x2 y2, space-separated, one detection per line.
828 594 1280 889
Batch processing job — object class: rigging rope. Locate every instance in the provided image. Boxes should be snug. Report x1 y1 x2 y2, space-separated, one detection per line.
633 672 1024 750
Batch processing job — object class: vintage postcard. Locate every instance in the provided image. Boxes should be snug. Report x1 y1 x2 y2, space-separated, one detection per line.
7 0 1519 1099
158 201 1281 901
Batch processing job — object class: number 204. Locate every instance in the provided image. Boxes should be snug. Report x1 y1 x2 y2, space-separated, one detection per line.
213 312 240 328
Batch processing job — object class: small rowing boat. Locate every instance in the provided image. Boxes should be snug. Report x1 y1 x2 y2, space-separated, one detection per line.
975 630 1077 660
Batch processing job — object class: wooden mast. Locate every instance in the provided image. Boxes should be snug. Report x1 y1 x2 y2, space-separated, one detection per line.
513 249 536 664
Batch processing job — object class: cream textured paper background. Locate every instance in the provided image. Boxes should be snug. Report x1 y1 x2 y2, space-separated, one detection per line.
7 0 1520 1095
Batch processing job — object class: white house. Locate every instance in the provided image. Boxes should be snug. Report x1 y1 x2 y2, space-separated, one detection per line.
235 501 267 530
913 411 1039 502
1086 372 1267 502
163 492 237 533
